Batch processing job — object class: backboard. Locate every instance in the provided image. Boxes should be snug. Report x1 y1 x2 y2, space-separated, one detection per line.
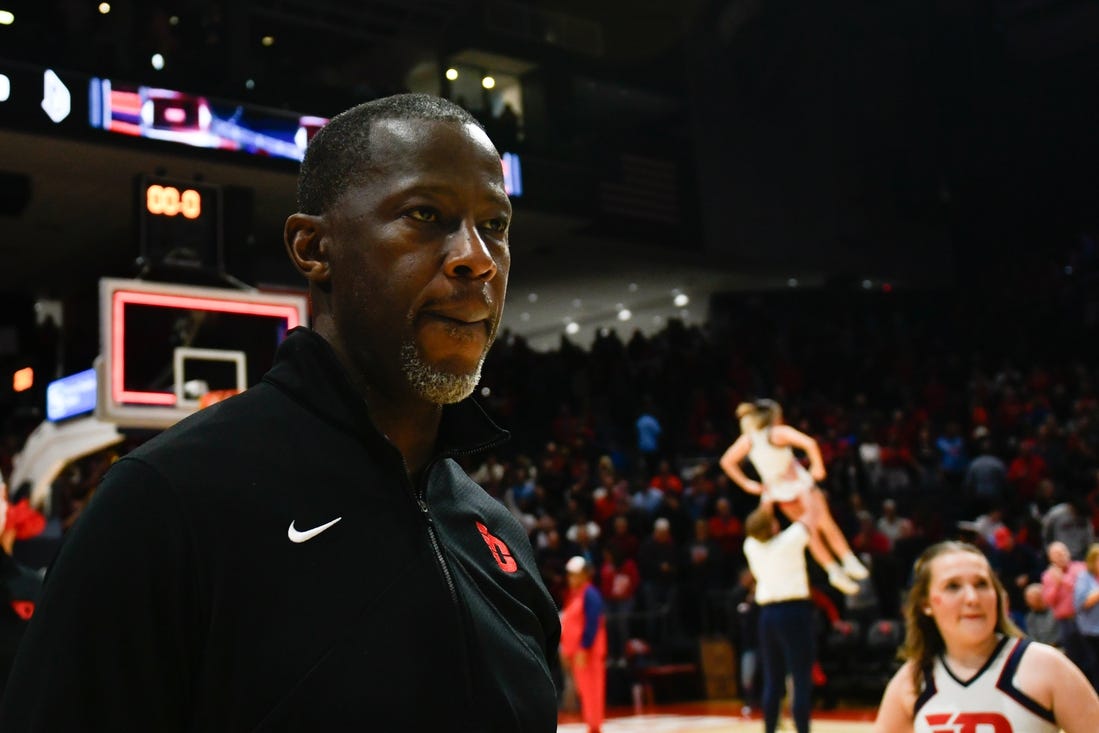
97 277 308 430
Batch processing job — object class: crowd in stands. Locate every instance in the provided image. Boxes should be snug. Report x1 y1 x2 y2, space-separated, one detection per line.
2 233 1098 703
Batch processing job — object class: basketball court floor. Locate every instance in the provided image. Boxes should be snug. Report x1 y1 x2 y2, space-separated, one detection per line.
557 701 878 731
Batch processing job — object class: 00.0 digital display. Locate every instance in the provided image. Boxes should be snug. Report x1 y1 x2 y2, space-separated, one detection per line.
146 184 202 219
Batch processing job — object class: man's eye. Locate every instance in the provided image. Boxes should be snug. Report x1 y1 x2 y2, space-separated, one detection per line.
483 218 509 233
407 208 438 222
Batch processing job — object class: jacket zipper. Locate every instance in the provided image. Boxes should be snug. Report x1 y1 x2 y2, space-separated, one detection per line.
406 458 477 719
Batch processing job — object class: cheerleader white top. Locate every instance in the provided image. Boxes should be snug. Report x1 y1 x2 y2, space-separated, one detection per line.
747 428 814 502
912 636 1057 733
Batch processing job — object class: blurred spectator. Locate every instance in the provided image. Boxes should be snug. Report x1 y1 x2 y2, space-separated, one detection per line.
708 496 745 574
635 398 663 478
566 520 602 570
599 546 640 662
850 510 890 559
730 567 759 708
605 514 640 561
850 511 901 618
1043 496 1096 561
469 453 506 491
1024 582 1060 645
1009 438 1049 505
964 438 1007 516
1042 541 1091 676
973 506 1007 547
1073 543 1099 690
935 421 969 489
637 517 679 642
682 518 725 634
648 459 683 496
875 499 913 550
536 527 571 606
989 525 1043 629
630 481 665 518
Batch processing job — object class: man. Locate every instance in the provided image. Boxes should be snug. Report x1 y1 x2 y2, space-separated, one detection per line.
0 94 561 731
1043 496 1095 561
1042 540 1089 677
637 516 680 641
1024 582 1061 646
742 490 822 733
988 525 1042 630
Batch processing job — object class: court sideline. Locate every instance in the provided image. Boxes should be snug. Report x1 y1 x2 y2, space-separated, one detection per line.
558 701 878 732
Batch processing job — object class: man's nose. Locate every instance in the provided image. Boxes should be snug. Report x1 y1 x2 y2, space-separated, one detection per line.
445 222 498 280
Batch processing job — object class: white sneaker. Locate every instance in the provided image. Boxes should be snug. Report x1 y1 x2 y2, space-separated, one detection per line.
828 566 860 595
841 554 870 580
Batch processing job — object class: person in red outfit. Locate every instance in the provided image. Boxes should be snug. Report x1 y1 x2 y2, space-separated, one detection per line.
561 556 607 733
708 496 745 561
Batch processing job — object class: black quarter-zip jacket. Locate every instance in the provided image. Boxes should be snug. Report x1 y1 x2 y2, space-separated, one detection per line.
0 328 561 732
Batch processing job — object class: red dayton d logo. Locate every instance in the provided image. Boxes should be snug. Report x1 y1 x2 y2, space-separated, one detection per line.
925 711 1012 733
476 521 518 573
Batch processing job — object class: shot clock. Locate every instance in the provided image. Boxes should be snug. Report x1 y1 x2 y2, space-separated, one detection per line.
137 174 223 271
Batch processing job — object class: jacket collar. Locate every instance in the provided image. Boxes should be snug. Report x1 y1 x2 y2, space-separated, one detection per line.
263 327 509 459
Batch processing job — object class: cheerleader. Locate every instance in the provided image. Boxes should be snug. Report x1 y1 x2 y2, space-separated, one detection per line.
720 399 867 595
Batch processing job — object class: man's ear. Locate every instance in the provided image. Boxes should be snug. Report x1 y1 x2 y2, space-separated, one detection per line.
284 213 331 284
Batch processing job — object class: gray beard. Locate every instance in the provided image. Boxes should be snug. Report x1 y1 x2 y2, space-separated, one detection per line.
400 340 484 404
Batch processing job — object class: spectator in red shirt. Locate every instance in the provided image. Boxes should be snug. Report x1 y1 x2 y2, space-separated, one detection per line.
649 459 684 495
1008 439 1048 502
599 546 640 662
708 496 745 567
605 515 640 561
851 510 891 557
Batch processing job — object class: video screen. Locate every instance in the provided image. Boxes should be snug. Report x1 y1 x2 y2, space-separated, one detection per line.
88 78 328 162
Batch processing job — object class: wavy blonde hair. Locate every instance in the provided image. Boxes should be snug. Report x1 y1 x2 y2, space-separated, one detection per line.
736 399 782 435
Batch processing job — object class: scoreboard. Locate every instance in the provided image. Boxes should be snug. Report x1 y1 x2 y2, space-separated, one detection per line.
137 175 224 271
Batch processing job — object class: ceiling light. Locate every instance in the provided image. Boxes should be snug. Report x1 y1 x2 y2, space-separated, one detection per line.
628 282 638 292
520 312 530 322
0 10 14 25
527 293 538 302
571 298 582 308
565 322 580 335
617 309 632 321
151 53 165 70
445 68 459 81
98 3 110 14
482 75 496 89
787 278 798 287
673 293 689 307
261 35 275 47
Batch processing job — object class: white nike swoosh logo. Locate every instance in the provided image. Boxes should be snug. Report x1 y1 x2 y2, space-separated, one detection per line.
287 517 342 543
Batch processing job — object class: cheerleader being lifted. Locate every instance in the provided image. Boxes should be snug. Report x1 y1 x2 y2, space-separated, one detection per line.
720 399 868 595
